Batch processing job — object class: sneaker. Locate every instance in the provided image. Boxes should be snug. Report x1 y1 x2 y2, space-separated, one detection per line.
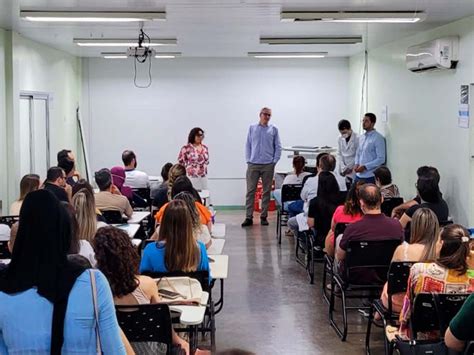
241 218 253 227
260 218 269 226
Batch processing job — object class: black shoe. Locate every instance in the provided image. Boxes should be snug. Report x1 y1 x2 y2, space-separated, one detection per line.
260 218 269 226
241 218 253 227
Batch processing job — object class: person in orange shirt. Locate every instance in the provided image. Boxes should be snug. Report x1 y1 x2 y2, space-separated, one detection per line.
155 176 212 232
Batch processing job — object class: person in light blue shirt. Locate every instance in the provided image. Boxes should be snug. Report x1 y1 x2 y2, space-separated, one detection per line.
242 107 282 227
354 113 386 183
0 189 125 354
140 200 211 281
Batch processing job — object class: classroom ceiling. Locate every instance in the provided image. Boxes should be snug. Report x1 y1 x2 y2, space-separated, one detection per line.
1 0 473 58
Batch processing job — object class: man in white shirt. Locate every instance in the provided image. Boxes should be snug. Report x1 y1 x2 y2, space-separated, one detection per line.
337 119 358 183
122 150 150 189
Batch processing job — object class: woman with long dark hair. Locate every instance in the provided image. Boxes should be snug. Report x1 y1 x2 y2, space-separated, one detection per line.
307 172 343 246
0 190 125 354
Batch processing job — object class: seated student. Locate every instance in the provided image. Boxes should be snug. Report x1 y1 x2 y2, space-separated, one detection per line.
71 189 106 266
324 181 364 257
399 175 448 241
72 179 106 222
10 174 40 215
93 226 190 355
301 154 347 203
122 150 150 189
336 184 404 279
273 155 311 210
0 190 125 353
94 168 133 218
141 200 210 276
307 172 344 245
392 166 440 219
155 192 212 249
151 163 174 210
445 293 474 352
379 208 439 314
374 166 400 198
43 166 71 203
111 166 134 201
57 149 81 187
166 163 188 201
155 176 209 227
289 154 347 234
398 224 474 340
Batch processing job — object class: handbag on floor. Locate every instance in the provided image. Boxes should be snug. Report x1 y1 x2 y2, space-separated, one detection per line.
155 276 204 305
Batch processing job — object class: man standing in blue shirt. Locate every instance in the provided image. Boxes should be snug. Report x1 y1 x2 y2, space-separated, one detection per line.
353 113 386 183
242 107 282 227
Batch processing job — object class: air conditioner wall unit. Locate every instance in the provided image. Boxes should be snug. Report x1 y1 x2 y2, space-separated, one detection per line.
406 36 459 73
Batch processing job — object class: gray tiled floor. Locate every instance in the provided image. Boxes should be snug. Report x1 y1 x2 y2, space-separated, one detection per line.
212 210 385 354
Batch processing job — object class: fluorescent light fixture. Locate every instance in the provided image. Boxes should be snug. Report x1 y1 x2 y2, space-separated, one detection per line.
248 52 327 59
21 10 166 22
101 52 181 59
103 54 128 59
74 38 176 47
155 53 181 58
281 11 426 23
260 36 362 45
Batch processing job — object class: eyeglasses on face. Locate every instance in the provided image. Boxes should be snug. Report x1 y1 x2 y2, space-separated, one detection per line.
261 112 271 117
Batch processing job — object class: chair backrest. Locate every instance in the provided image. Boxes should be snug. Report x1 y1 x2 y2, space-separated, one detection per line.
101 210 125 224
141 269 211 293
116 303 172 352
412 293 470 338
281 184 303 205
0 241 11 259
332 222 348 250
0 216 19 228
386 261 416 313
381 197 404 217
334 223 348 238
133 188 152 207
345 239 401 286
464 341 474 355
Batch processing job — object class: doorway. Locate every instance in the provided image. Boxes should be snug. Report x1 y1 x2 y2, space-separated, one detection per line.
19 92 51 179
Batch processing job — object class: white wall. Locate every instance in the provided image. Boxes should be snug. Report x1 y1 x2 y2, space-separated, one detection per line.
349 16 474 225
0 29 8 214
82 57 349 205
2 33 82 208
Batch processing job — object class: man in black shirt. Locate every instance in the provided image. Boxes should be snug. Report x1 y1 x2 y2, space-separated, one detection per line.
43 167 71 203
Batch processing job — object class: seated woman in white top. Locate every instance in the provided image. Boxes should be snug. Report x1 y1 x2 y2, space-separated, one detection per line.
93 226 189 355
273 156 311 207
10 174 40 215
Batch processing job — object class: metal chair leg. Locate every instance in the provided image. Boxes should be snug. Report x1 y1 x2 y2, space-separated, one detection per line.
365 304 374 355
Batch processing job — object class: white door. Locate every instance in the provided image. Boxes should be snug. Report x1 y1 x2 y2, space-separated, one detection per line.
19 93 50 179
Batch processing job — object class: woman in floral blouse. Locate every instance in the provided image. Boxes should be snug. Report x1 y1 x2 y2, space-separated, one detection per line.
178 127 209 191
397 224 474 340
